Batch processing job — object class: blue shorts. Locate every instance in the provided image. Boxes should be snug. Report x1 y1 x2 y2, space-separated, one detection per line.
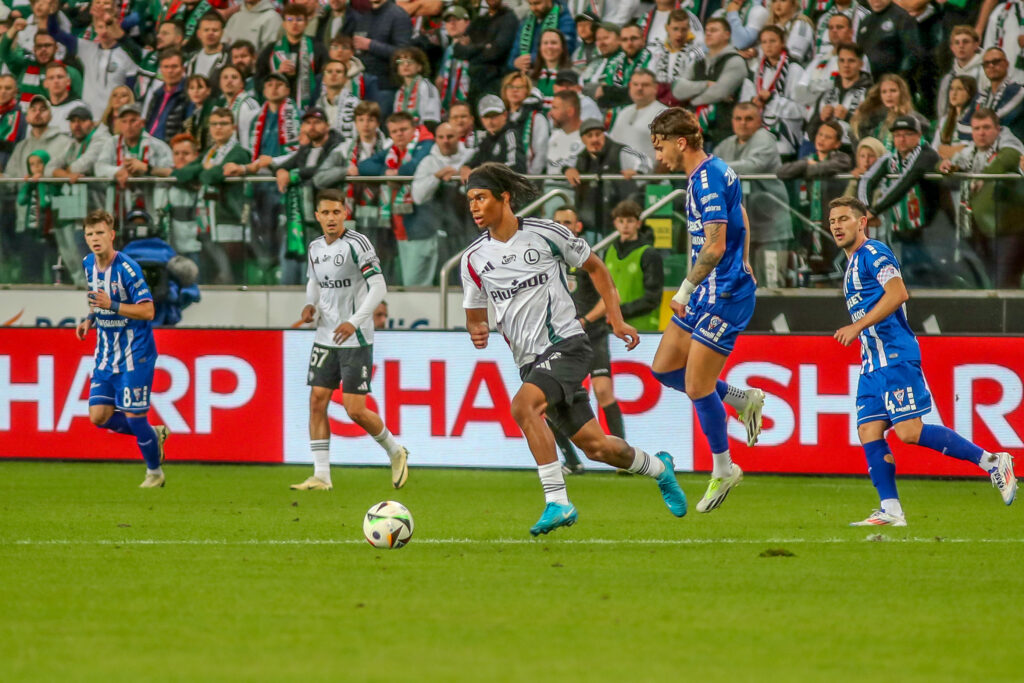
672 292 755 356
856 361 933 427
89 363 155 413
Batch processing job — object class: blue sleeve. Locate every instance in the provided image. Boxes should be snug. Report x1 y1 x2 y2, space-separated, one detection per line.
399 140 433 174
697 170 729 224
48 14 78 58
120 258 153 303
357 148 388 175
507 20 525 68
864 243 900 281
558 9 578 55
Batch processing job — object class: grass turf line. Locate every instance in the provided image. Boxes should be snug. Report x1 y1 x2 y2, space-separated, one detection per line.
0 461 1020 683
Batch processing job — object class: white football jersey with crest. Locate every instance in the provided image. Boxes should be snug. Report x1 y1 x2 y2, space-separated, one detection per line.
306 230 383 348
461 217 592 367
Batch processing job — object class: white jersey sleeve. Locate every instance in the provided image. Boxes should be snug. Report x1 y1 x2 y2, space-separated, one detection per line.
461 235 490 310
521 217 592 269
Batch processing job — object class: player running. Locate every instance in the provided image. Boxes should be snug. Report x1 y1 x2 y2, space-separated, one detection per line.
75 210 169 488
648 107 765 513
291 189 409 492
461 163 687 536
829 196 1016 526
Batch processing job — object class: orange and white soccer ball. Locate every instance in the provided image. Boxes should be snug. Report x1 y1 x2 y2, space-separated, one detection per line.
363 501 414 549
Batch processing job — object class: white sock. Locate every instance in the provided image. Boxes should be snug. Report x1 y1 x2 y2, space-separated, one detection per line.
711 450 733 479
627 447 665 478
373 427 403 458
311 439 331 482
538 461 570 504
979 451 997 473
721 383 749 411
881 498 904 517
146 467 163 476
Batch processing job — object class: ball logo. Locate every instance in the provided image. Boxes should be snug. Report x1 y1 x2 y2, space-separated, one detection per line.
524 248 540 265
334 253 346 266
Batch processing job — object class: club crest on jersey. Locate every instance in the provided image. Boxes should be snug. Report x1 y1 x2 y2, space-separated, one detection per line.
885 387 917 414
709 316 722 329
524 248 540 265
334 253 346 266
502 254 516 264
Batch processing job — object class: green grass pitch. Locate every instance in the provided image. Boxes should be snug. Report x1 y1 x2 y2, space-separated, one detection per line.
0 461 1021 682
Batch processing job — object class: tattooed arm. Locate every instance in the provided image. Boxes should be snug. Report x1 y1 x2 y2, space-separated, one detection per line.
670 220 727 316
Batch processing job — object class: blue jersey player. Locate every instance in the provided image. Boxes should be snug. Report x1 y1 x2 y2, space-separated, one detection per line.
75 210 169 488
829 197 1016 526
648 107 766 513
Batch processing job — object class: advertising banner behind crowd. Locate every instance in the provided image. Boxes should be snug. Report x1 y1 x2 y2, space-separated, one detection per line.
2 330 1021 477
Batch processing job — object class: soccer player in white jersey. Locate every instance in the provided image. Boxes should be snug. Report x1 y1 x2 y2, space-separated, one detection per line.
830 197 1016 526
291 189 409 492
75 210 169 488
648 107 765 514
461 163 687 536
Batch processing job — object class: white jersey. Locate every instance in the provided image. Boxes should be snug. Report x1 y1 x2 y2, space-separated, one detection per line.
462 218 592 367
306 230 383 348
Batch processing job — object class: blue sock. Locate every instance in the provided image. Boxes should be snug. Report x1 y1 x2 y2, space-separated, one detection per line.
126 416 161 470
693 392 729 454
863 440 899 502
715 379 729 400
652 368 687 393
917 424 983 465
99 411 133 435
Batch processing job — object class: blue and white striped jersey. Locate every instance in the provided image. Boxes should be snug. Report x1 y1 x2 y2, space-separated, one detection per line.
842 239 920 374
685 154 755 306
83 252 157 374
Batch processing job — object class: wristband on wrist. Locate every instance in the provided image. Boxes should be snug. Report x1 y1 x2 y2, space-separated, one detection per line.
110 300 120 314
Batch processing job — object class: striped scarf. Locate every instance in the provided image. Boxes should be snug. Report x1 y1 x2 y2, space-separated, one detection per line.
888 146 924 233
252 99 300 160
755 52 790 100
518 4 562 57
604 48 653 87
0 100 22 145
272 36 316 110
438 46 469 115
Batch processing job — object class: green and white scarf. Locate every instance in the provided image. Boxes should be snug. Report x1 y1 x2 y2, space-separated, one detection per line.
888 146 924 233
272 36 316 109
197 139 240 240
518 4 562 57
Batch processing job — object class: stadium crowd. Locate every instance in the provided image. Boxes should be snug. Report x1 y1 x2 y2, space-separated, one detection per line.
2 0 1024 291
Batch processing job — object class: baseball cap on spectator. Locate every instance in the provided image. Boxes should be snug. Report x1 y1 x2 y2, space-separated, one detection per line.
265 72 290 86
117 102 143 117
555 69 580 86
67 105 93 121
580 118 605 135
478 94 506 117
443 6 469 20
890 115 922 134
302 107 327 121
29 94 50 109
575 9 600 23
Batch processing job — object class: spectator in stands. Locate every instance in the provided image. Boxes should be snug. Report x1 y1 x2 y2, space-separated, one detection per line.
95 103 173 223
216 65 260 149
6 95 72 179
229 40 259 94
51 13 137 119
315 57 374 142
391 46 440 131
161 133 202 271
509 0 577 72
940 107 1024 288
1 18 83 108
43 63 86 135
501 72 548 174
187 12 230 79
315 0 351 53
275 107 345 283
256 4 328 111
638 0 704 51
0 75 25 172
546 89 584 181
410 121 474 284
16 0 71 59
436 7 471 117
716 102 792 287
605 199 663 332
596 22 653 111
937 26 986 120
934 75 978 161
553 69 601 121
650 9 705 108
808 42 871 138
357 110 434 284
529 29 572 114
844 135 885 198
446 100 480 152
373 300 388 329
565 118 646 235
857 114 943 283
719 0 770 51
851 74 928 153
459 94 525 179
15 148 57 282
451 0 518 104
581 22 622 92
224 0 283 52
182 75 215 151
856 0 922 79
767 0 815 64
977 47 1024 139
571 9 599 69
982 0 1024 79
137 22 185 102
99 86 134 136
798 12 858 107
812 0 868 51
161 0 212 46
143 49 189 140
609 68 667 168
753 25 806 160
343 0 414 116
672 17 747 149
777 119 852 259
177 107 251 284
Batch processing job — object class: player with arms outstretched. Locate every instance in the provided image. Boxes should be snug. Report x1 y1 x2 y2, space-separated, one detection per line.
75 210 169 488
292 189 409 491
829 196 1016 526
648 107 765 513
461 163 687 536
